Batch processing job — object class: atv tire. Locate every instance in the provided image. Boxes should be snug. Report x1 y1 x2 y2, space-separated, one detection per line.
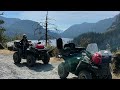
13 52 21 64
78 71 92 79
42 53 50 64
58 62 69 79
27 55 36 67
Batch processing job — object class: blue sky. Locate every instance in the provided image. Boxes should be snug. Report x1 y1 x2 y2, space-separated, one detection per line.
1 11 120 31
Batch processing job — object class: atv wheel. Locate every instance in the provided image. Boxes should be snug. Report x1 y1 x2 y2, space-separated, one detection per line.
42 53 50 64
58 62 69 79
78 71 92 79
27 55 36 67
13 52 21 64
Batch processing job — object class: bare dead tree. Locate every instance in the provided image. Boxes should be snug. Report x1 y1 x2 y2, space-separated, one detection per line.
44 11 61 46
33 11 59 47
33 22 43 41
45 11 48 46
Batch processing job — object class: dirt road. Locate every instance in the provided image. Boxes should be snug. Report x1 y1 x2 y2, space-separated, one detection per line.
0 52 76 79
0 50 119 79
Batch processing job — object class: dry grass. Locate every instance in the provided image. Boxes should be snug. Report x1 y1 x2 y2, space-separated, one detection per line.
115 51 120 54
0 49 14 55
50 57 64 63
112 73 120 79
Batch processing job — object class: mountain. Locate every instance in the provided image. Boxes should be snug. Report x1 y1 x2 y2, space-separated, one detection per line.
51 29 64 34
0 16 21 28
61 16 116 38
0 16 60 40
72 13 120 51
102 13 120 51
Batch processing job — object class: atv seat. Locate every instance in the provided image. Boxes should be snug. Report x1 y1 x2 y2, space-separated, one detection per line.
36 44 44 49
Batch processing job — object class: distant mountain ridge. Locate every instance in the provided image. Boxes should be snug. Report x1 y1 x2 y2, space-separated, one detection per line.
0 16 60 40
72 13 120 51
0 14 118 40
61 16 116 38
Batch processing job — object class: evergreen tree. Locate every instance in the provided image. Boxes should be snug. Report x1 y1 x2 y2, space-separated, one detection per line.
0 19 7 44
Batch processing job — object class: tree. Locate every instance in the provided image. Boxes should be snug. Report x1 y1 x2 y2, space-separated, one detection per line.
0 12 7 44
12 32 23 40
33 11 59 47
0 27 6 43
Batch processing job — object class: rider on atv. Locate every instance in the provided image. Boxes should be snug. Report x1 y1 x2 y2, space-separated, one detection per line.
19 34 29 57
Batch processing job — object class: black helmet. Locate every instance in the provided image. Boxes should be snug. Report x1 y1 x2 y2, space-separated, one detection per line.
23 34 27 39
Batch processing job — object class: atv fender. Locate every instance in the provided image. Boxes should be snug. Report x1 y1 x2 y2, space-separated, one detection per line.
75 61 93 76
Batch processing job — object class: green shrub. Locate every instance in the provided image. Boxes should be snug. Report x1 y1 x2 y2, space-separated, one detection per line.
46 45 59 57
111 50 120 74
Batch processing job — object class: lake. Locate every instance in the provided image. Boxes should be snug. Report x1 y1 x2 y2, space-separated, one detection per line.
7 38 73 47
30 38 73 47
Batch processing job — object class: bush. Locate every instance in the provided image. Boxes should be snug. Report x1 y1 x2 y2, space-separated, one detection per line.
111 51 120 74
46 45 59 57
0 19 8 47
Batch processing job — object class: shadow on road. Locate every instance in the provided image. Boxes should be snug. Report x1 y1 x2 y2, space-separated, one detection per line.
14 62 54 72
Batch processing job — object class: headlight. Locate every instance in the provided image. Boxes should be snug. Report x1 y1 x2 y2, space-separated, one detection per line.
58 55 62 58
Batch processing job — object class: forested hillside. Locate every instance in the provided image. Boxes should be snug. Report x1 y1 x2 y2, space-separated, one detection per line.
73 14 120 51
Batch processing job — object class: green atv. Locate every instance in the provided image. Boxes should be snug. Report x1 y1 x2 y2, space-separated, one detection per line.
57 39 112 79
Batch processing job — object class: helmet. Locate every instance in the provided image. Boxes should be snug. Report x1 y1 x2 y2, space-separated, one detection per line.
92 52 102 65
23 34 27 39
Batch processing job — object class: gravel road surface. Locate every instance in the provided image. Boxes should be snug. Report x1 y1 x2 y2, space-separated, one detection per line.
0 50 119 79
0 53 76 79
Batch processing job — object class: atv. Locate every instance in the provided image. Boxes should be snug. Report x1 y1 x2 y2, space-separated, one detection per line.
57 39 112 79
13 41 50 67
